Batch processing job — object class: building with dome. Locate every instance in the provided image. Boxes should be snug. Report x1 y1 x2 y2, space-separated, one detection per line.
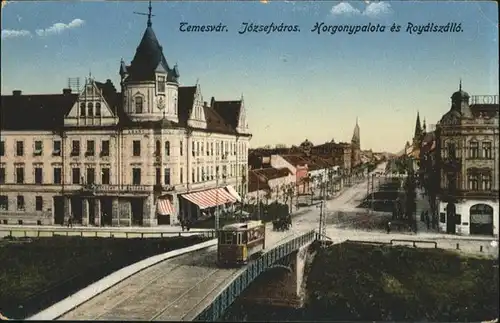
0 5 252 227
435 82 499 237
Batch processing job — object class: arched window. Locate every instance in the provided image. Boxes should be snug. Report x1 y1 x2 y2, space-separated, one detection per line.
155 140 161 156
164 141 170 156
470 203 493 215
87 102 94 116
80 103 86 117
135 97 143 113
95 102 101 116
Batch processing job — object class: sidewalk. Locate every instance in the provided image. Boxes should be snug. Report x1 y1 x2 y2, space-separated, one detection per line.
0 224 211 233
414 187 435 234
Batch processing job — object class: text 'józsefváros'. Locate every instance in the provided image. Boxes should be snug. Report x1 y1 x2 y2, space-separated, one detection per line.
311 22 386 35
406 22 463 34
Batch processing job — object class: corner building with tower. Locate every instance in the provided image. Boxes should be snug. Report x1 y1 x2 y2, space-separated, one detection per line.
0 9 252 227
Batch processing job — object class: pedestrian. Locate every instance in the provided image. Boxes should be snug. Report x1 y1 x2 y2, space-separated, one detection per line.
68 214 73 228
420 210 425 222
425 214 430 230
386 221 391 234
186 219 191 232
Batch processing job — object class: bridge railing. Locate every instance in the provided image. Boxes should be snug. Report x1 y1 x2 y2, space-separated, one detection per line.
194 230 316 322
0 228 217 240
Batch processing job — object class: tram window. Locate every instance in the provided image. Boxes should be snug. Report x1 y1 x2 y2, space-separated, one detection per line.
242 231 248 244
237 233 243 245
224 232 233 244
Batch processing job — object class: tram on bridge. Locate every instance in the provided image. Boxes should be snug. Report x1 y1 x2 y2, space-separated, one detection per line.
217 220 266 267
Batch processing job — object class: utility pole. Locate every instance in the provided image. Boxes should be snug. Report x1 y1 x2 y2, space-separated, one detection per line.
318 175 327 240
371 173 375 212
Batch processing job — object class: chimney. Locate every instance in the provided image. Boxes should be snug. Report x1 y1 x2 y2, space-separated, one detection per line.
12 90 22 96
63 88 72 95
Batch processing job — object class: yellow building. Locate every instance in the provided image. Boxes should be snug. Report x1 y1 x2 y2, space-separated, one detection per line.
0 14 251 227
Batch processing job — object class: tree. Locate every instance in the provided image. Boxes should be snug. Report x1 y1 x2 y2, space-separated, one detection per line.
283 184 295 213
403 171 417 231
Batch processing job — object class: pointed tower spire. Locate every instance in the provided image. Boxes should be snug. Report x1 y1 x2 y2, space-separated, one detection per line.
147 0 153 27
414 111 422 138
459 78 462 91
134 0 155 28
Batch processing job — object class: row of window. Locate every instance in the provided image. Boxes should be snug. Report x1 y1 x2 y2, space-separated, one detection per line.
444 141 494 159
133 95 178 114
189 140 246 158
190 164 247 183
0 164 247 186
0 195 44 212
445 173 493 191
0 138 248 159
0 140 111 158
0 166 111 185
467 173 493 191
79 102 102 117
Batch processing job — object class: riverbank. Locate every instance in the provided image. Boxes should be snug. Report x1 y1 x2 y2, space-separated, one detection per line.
223 241 499 322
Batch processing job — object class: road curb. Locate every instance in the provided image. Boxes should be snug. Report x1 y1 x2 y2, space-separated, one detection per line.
27 239 218 321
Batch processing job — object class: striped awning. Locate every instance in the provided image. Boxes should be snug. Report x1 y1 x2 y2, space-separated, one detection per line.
156 198 175 216
225 185 242 202
182 188 237 210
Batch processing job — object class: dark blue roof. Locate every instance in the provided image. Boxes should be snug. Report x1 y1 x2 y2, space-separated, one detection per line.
128 26 178 83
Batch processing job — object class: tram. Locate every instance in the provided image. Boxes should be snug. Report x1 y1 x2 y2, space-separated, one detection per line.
217 220 266 267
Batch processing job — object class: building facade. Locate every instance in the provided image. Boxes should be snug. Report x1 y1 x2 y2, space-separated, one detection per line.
436 85 499 237
0 16 251 227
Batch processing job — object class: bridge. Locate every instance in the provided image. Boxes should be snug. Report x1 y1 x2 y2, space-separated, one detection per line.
36 226 317 321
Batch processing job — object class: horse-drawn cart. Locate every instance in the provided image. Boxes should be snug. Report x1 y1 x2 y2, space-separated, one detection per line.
272 214 291 231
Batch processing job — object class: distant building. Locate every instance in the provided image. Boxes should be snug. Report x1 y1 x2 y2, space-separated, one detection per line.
351 118 361 168
0 10 251 227
435 83 499 237
310 141 352 172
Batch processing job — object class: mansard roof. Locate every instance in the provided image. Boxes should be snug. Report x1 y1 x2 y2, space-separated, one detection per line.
0 81 249 136
211 99 242 129
0 92 77 130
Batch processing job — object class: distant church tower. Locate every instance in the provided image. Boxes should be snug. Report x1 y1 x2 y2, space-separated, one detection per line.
412 111 422 146
119 1 180 123
351 117 361 167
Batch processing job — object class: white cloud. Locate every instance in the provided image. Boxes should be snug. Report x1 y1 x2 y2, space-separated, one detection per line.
330 1 393 18
363 2 393 18
1 29 31 39
35 18 85 37
330 2 361 16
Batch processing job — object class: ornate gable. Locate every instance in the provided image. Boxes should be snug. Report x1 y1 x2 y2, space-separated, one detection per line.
187 84 207 129
64 79 119 127
236 96 249 134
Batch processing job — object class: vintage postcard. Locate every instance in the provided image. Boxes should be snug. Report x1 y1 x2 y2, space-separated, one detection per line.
0 0 498 322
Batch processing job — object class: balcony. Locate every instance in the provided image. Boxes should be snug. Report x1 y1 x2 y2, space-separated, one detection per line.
154 184 175 192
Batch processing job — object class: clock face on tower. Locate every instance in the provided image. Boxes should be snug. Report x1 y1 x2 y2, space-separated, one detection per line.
158 96 165 110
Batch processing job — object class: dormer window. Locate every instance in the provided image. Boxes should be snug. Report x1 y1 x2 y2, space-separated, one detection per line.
87 102 94 116
95 102 101 116
80 103 86 117
157 76 166 93
135 97 143 113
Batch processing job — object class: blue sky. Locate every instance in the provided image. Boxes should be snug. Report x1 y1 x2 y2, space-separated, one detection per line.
1 1 498 153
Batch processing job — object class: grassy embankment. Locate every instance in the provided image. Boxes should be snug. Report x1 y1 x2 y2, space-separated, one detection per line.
306 242 499 322
223 242 499 322
0 235 209 319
